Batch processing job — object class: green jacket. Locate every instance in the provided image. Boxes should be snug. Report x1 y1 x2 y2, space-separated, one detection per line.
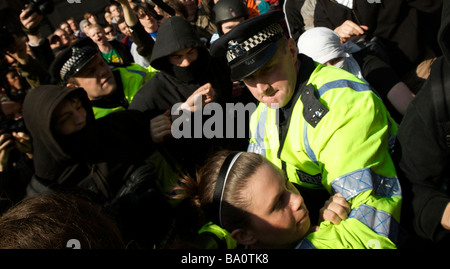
249 63 401 249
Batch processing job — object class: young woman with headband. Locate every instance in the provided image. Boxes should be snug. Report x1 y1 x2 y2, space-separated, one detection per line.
172 150 397 249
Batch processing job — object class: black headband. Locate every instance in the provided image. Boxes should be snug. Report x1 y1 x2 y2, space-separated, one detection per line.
211 152 243 227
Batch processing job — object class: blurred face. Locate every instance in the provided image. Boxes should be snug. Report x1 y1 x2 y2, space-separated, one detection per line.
221 17 245 34
137 9 158 32
87 26 108 46
109 5 121 19
54 29 71 46
118 22 131 37
88 15 98 25
244 163 310 248
82 22 90 33
60 23 72 34
243 38 298 108
52 97 87 136
67 19 79 31
168 48 198 67
104 12 112 24
5 71 21 90
67 54 116 100
104 26 115 40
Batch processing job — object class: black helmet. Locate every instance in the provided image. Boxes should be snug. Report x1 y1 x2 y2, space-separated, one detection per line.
213 0 249 35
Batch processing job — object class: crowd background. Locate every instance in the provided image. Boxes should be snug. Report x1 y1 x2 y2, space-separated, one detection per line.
0 0 447 252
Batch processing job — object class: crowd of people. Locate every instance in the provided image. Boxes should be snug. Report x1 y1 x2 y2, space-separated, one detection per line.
0 0 448 251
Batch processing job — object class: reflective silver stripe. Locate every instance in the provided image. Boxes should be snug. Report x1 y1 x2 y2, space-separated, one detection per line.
331 168 401 201
303 121 318 164
248 106 268 156
349 204 399 244
317 79 372 97
294 238 316 249
247 143 265 156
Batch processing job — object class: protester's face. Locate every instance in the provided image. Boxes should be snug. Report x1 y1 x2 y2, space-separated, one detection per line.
104 12 112 24
54 29 71 46
244 163 310 248
67 19 79 31
5 71 21 90
52 97 87 136
137 9 157 31
243 38 298 108
82 22 90 33
87 26 108 46
109 5 121 18
88 15 98 25
118 22 131 37
221 17 245 34
104 26 115 40
168 48 198 67
60 23 72 35
68 54 116 100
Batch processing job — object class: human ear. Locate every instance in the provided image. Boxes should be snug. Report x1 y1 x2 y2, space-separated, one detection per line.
66 80 79 88
231 229 257 246
287 38 298 61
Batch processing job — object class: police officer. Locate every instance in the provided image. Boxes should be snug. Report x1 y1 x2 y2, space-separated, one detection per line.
49 37 155 119
210 11 403 248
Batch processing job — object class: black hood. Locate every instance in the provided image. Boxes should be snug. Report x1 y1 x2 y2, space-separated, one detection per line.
23 85 95 179
439 0 450 64
150 16 206 72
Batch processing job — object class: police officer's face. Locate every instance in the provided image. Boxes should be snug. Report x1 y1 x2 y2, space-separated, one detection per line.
243 38 298 108
67 54 116 100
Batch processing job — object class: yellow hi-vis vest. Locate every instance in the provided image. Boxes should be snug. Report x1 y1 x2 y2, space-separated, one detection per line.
248 64 402 249
198 222 237 249
93 63 157 119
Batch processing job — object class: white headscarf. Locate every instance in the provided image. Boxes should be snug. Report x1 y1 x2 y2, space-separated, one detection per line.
297 27 365 81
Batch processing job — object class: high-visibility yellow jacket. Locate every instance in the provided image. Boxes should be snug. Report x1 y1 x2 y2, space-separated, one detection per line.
248 63 402 249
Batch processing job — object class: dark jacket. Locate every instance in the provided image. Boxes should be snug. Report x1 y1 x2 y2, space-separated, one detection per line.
395 0 450 243
314 0 442 77
23 85 155 202
283 0 306 42
129 16 236 175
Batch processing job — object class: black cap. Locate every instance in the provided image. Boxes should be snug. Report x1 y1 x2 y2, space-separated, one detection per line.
210 11 286 81
49 37 99 84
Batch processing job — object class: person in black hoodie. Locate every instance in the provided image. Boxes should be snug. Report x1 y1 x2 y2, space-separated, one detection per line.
22 84 180 248
23 85 156 202
394 0 450 247
129 15 244 177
